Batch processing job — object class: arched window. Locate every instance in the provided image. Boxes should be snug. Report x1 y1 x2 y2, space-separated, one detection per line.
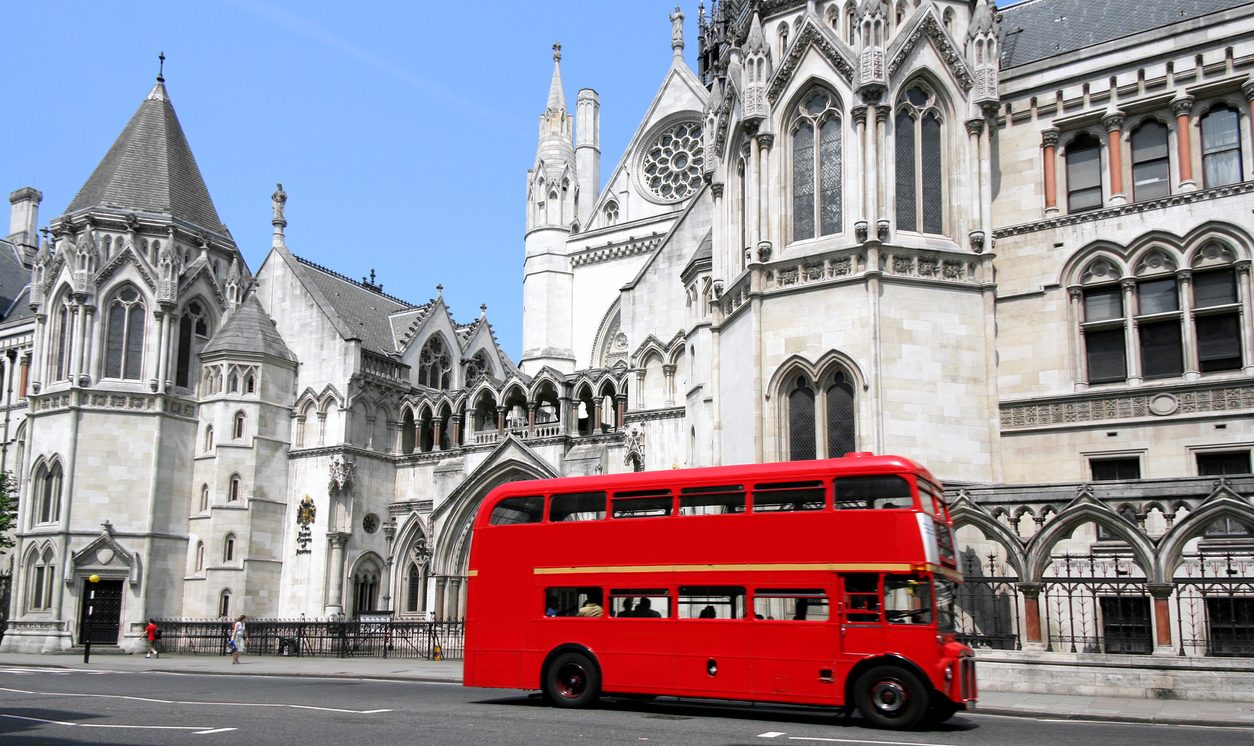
353 562 381 614
418 335 452 390
227 474 241 502
175 300 209 389
894 84 944 234
228 370 239 393
401 409 416 454
195 541 205 572
464 350 492 388
791 89 843 242
1201 105 1243 188
604 200 619 226
199 483 210 512
1131 120 1170 201
406 561 423 613
1193 258 1243 373
245 373 255 394
233 411 246 440
219 589 231 618
36 462 62 524
204 425 214 452
105 286 145 380
223 533 236 562
783 366 858 461
1066 132 1103 212
26 548 55 611
52 301 71 382
788 376 817 461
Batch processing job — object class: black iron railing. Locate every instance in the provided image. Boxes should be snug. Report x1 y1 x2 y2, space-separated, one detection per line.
153 618 465 660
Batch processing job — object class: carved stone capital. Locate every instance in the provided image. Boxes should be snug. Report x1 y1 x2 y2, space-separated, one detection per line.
1016 582 1044 599
1102 112 1126 132
1040 127 1060 148
1170 96 1195 117
876 219 891 242
965 118 985 137
854 220 869 243
757 241 773 263
1243 79 1254 101
710 182 725 199
851 105 869 126
969 230 986 253
756 132 774 150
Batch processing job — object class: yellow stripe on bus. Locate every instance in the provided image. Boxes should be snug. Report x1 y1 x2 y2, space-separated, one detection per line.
533 562 960 576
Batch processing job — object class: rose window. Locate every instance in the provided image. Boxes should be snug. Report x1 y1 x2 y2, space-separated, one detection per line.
640 121 704 202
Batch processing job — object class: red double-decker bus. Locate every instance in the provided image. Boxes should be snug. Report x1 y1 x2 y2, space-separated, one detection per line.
463 453 976 729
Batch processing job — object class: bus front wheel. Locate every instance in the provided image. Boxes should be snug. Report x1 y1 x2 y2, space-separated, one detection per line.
544 651 601 708
853 665 927 729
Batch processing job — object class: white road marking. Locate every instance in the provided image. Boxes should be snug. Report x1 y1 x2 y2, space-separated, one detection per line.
194 727 239 735
758 733 786 738
0 667 112 675
0 686 392 714
0 713 214 732
757 735 951 746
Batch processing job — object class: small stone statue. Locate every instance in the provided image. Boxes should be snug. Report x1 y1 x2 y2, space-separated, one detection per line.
272 183 287 223
670 6 685 52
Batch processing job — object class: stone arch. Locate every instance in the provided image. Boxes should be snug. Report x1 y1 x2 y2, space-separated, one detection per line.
1156 489 1254 579
1024 496 1158 582
1181 222 1254 266
950 498 1027 578
1059 242 1130 287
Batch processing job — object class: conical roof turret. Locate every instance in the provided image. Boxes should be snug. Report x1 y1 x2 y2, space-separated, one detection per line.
64 71 227 236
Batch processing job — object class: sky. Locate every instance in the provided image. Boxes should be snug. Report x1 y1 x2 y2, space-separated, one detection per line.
2 1 701 358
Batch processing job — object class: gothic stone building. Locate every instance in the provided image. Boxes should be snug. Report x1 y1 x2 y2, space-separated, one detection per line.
2 0 1253 658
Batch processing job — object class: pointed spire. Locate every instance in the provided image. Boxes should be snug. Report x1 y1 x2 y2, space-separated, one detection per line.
148 52 168 102
547 43 566 113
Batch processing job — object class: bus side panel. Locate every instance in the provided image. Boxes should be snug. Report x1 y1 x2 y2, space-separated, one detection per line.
671 619 754 700
597 620 676 695
749 621 841 706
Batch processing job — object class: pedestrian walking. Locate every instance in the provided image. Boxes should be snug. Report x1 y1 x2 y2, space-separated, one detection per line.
144 619 159 658
229 614 247 664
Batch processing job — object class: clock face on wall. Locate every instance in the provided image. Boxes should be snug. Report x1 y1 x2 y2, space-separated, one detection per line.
639 120 704 203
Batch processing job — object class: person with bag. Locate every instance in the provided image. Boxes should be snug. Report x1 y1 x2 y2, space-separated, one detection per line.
144 619 159 658
229 614 247 664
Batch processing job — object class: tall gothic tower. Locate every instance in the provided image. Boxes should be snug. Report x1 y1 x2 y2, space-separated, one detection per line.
520 45 578 374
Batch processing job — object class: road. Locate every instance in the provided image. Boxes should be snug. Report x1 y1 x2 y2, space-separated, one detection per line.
1 666 1250 745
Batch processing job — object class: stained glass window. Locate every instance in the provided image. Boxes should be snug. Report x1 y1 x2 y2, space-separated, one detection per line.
791 89 842 242
105 287 145 380
895 85 944 234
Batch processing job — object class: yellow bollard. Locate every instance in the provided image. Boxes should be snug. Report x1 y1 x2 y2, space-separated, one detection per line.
432 643 443 661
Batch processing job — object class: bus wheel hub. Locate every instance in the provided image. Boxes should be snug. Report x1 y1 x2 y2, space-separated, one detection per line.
871 680 907 713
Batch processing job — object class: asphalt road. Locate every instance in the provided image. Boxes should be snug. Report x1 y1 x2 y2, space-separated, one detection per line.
2 666 1251 745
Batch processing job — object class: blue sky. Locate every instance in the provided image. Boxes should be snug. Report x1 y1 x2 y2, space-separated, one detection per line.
2 1 698 357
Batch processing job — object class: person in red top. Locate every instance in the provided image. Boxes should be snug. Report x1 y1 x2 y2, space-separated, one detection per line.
144 619 159 658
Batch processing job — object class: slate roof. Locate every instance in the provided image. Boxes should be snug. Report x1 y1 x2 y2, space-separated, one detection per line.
1000 0 1254 68
65 79 227 235
201 293 296 362
289 253 422 356
0 239 32 326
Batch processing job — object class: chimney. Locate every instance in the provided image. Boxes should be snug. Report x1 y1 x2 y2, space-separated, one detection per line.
8 187 43 263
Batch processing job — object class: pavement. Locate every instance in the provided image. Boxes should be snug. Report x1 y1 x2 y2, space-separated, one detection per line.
1 651 1252 728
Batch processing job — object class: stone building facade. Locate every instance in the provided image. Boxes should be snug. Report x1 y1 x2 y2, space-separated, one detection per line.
1 0 1253 657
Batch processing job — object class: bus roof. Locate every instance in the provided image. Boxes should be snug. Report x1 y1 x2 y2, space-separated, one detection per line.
478 454 936 519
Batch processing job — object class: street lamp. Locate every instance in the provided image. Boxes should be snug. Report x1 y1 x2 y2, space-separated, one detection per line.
83 574 100 664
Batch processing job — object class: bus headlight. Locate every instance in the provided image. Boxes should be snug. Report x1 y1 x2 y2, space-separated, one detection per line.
944 663 954 682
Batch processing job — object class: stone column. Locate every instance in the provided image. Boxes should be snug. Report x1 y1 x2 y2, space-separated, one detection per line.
592 399 603 433
662 363 676 406
745 137 759 250
1017 582 1046 651
614 394 627 429
69 305 84 382
852 106 869 235
317 412 327 446
1104 112 1126 205
30 314 46 392
496 406 506 434
432 418 443 451
1121 278 1141 384
757 132 774 249
866 103 881 224
634 369 646 408
1148 583 1176 655
967 118 987 245
1178 270 1199 380
560 395 575 436
1171 96 1196 191
527 402 537 434
450 414 462 447
154 308 170 392
19 352 29 399
448 577 464 621
1041 128 1060 214
433 577 447 621
1068 288 1089 390
1238 261 1254 374
325 532 348 616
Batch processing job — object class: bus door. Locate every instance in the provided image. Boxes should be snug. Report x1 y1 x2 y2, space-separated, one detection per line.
672 586 753 699
748 588 839 705
836 573 887 681
604 589 676 693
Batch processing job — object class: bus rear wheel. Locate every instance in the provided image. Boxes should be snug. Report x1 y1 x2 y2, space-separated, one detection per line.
544 651 601 708
854 665 928 729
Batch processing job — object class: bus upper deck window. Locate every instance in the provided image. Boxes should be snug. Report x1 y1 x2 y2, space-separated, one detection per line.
612 489 673 518
833 475 913 510
549 491 607 522
489 496 545 525
751 481 825 512
678 484 746 516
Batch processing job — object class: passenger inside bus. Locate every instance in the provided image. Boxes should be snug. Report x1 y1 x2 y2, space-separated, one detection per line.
634 597 661 617
577 591 604 617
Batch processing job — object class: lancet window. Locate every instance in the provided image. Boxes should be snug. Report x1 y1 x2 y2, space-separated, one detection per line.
104 286 145 380
791 88 843 242
418 335 452 390
894 84 944 234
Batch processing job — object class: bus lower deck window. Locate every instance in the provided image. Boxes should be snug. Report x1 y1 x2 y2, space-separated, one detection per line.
753 589 830 620
884 574 933 625
678 586 746 619
545 586 603 617
610 589 670 618
843 573 881 623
